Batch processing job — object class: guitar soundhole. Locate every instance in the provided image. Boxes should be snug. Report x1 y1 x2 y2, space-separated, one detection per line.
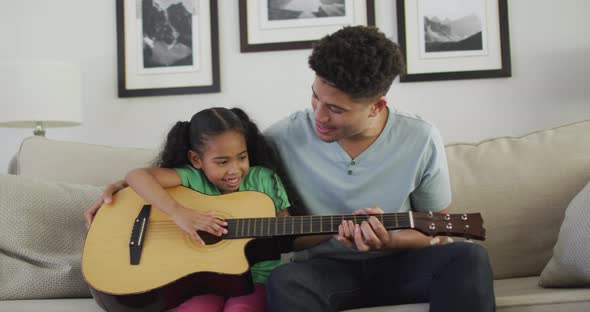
185 232 228 251
197 231 222 245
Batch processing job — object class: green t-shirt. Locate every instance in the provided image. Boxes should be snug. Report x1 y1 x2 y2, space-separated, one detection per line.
175 165 290 284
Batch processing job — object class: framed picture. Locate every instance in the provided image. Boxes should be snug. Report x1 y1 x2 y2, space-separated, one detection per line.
239 0 375 52
396 0 511 82
116 0 220 97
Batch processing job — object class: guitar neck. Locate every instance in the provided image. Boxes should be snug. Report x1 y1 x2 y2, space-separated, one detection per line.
223 213 412 239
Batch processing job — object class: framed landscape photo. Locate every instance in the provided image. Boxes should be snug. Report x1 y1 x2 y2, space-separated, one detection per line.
396 0 511 82
239 0 375 52
116 0 220 97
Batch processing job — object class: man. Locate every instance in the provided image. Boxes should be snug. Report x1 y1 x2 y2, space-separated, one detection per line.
85 26 495 312
262 25 495 312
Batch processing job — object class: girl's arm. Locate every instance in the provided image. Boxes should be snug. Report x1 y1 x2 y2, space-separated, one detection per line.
125 167 183 216
125 168 227 245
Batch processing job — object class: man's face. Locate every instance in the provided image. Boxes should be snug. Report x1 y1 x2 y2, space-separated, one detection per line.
310 76 376 143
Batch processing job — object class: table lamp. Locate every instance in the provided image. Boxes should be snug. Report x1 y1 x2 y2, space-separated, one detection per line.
0 62 82 136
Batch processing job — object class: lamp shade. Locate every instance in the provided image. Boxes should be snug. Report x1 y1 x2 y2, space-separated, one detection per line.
0 62 82 129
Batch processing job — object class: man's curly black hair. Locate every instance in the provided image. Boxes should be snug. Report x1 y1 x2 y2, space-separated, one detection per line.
308 26 405 100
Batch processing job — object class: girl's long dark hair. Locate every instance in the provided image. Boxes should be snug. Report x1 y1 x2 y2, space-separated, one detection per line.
153 107 302 216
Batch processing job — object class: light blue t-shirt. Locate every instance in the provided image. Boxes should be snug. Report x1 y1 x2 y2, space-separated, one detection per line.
264 107 451 260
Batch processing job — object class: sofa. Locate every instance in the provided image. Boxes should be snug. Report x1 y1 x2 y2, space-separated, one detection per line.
1 119 589 312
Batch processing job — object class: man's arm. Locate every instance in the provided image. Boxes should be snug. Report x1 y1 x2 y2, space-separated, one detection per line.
292 235 333 250
290 206 450 252
84 180 127 228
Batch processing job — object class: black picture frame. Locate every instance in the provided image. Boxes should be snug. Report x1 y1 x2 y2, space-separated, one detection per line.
116 0 220 97
396 0 511 82
239 0 375 53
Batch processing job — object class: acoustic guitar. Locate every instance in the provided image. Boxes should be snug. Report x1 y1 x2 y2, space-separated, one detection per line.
82 186 485 312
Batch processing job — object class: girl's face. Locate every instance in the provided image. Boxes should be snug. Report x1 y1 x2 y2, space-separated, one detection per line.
188 130 250 194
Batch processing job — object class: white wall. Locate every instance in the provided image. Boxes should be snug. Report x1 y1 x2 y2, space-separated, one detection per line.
1 0 589 174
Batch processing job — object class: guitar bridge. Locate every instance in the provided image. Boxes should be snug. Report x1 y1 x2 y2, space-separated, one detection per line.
129 205 151 265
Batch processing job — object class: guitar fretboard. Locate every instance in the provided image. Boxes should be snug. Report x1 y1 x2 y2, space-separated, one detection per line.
223 213 412 239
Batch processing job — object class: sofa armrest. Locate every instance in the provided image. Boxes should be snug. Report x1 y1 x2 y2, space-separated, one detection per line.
7 154 17 174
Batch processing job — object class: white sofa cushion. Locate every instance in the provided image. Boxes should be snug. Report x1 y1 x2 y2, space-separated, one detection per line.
539 180 590 287
16 136 155 186
445 120 590 279
3 278 589 312
13 121 590 280
0 175 101 300
0 299 103 312
340 277 590 312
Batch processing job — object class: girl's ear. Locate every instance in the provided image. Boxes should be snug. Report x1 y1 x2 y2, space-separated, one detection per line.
187 150 202 169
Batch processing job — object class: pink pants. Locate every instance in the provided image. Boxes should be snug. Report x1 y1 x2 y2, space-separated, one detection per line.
173 284 266 312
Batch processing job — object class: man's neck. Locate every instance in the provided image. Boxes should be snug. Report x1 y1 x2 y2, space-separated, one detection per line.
338 108 389 160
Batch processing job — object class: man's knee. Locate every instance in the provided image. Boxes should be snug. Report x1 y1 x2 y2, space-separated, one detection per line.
267 263 314 311
446 242 494 283
453 242 491 266
267 263 302 294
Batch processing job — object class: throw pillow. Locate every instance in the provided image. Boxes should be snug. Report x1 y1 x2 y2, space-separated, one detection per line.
539 180 590 287
0 175 102 299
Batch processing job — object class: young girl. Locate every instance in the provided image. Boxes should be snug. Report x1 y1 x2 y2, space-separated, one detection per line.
124 107 293 312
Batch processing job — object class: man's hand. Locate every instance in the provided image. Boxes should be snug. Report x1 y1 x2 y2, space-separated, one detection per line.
337 208 453 252
84 180 127 229
336 207 391 252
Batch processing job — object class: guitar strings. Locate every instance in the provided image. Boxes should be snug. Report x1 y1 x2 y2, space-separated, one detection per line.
141 214 463 233
142 216 413 237
131 213 474 238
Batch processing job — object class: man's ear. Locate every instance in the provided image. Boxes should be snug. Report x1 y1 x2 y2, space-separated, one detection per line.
187 150 202 169
369 96 387 117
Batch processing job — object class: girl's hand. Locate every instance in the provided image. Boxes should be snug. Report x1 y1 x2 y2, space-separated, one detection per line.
171 206 228 245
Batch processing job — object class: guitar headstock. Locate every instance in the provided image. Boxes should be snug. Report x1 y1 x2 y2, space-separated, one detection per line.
412 212 486 241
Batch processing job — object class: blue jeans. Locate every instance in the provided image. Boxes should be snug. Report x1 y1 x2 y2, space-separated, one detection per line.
266 242 495 312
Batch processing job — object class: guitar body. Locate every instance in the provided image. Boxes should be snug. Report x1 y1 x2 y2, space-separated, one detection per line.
83 186 280 312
